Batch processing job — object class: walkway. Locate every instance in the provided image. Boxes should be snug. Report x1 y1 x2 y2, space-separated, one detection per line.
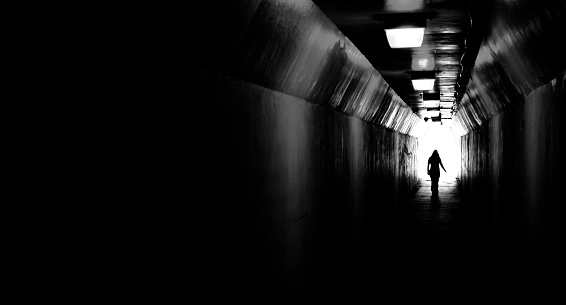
389 176 477 301
357 175 481 303
303 175 482 303
305 175 554 304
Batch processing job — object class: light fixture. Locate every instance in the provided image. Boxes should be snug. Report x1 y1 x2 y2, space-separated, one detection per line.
422 92 440 107
411 70 436 91
384 0 425 12
412 79 435 90
411 55 435 70
383 18 426 48
385 27 425 48
431 115 442 122
426 108 440 118
376 11 436 48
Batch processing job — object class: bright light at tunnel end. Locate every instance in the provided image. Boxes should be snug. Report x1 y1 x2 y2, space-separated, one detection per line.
385 28 425 48
417 124 461 181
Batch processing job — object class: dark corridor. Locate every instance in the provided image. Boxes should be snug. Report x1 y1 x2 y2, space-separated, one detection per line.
303 178 559 304
122 0 566 304
187 175 562 304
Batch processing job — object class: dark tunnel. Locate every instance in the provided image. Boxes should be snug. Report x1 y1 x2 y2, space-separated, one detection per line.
103 0 566 304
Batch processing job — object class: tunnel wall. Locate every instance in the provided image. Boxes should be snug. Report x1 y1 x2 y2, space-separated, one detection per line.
455 0 566 279
160 0 422 303
193 68 418 303
183 0 424 136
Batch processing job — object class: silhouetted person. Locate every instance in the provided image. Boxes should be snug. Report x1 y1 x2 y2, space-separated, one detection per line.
427 150 446 196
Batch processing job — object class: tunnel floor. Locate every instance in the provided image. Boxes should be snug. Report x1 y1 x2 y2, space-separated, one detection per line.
302 176 555 304
336 176 482 303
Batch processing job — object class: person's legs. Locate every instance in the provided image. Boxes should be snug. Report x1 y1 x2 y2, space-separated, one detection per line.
431 175 439 195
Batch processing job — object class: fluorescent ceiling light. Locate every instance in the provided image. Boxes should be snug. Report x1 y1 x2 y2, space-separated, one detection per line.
424 100 440 108
384 0 425 12
426 110 440 117
412 56 435 70
411 70 436 91
385 28 425 48
423 92 440 107
412 79 435 91
377 11 435 49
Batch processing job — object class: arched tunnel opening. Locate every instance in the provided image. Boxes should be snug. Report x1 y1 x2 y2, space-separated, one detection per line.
120 0 566 304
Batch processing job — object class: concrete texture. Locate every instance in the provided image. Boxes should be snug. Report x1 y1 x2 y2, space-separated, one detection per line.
123 1 426 302
455 0 566 286
459 71 566 279
190 68 419 304
100 1 566 304
180 0 424 136
172 2 427 302
454 0 566 134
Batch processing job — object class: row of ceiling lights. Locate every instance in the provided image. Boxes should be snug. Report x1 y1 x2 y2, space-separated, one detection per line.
381 11 456 122
382 12 437 91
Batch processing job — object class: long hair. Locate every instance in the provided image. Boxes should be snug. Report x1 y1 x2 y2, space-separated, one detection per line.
430 150 440 161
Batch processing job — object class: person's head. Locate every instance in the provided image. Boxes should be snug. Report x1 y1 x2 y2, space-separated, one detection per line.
432 150 439 157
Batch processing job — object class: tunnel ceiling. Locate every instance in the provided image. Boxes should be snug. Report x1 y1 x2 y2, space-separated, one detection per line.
312 0 488 122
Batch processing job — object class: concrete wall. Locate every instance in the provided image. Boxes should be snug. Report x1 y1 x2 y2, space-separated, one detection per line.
154 0 422 303
455 0 566 283
191 68 418 303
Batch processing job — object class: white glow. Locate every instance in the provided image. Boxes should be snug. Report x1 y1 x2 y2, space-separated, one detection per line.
426 110 440 117
385 28 425 48
424 100 440 108
412 78 435 90
384 0 425 12
417 124 461 181
411 55 435 70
